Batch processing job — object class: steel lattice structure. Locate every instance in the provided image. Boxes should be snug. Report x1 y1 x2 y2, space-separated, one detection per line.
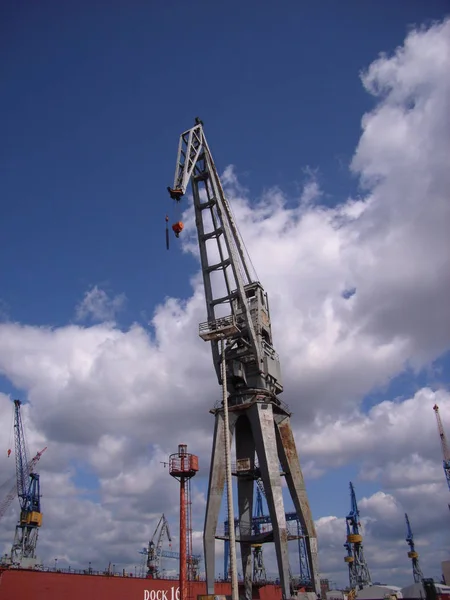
344 482 371 590
10 400 44 563
433 404 450 492
167 119 320 600
405 513 423 584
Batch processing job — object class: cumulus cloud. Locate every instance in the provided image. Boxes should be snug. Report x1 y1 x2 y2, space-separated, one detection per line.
75 286 126 322
0 16 449 588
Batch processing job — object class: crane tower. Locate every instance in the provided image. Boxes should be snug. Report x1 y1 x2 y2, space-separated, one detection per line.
167 119 320 600
404 513 423 583
433 404 450 494
10 399 44 565
344 482 371 590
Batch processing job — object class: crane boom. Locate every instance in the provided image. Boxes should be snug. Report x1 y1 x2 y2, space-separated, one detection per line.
168 119 281 397
167 120 320 600
14 399 30 504
433 404 450 492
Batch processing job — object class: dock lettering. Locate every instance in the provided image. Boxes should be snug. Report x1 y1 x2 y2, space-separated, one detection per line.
144 588 179 600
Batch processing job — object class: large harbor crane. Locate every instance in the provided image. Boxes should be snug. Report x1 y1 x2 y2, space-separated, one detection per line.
344 482 371 591
405 513 423 583
10 399 45 565
167 119 320 600
433 405 450 498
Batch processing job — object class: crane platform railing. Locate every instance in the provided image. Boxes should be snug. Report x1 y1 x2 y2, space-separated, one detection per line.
199 316 240 342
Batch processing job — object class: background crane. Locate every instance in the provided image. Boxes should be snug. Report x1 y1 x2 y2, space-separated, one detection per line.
433 404 450 498
405 513 423 583
223 478 311 588
344 482 371 591
252 485 267 583
143 514 201 580
167 118 320 600
147 513 172 578
9 399 45 565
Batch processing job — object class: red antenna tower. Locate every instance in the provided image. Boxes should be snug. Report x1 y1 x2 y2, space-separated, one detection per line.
169 444 199 600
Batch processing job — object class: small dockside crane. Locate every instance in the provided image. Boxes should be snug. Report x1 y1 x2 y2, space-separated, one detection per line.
405 513 423 583
344 482 371 591
10 399 45 565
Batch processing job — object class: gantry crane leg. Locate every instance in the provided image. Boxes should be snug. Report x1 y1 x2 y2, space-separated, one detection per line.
236 416 255 600
247 402 291 600
275 415 321 594
203 410 238 594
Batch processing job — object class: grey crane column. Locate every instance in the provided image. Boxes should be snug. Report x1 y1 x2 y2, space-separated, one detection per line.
235 415 255 600
203 408 238 595
275 414 321 595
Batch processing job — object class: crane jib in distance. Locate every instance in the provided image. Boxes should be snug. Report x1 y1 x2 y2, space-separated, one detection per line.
344 482 371 591
8 400 46 564
144 514 201 581
433 404 450 494
405 513 423 584
167 119 320 600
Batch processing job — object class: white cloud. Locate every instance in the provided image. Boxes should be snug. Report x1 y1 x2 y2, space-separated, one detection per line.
0 16 449 589
75 286 126 322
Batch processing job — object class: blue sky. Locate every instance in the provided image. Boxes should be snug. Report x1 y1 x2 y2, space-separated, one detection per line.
1 0 450 587
2 0 447 327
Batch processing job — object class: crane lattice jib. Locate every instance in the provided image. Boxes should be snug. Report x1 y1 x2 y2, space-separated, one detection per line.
168 121 282 398
345 482 371 590
13 400 30 507
433 404 450 492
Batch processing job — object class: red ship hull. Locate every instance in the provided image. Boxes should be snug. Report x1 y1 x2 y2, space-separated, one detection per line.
0 569 283 600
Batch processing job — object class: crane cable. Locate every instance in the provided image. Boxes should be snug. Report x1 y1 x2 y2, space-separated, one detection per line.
7 401 14 457
226 198 259 284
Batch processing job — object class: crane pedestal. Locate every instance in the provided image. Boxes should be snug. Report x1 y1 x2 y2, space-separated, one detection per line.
204 394 320 600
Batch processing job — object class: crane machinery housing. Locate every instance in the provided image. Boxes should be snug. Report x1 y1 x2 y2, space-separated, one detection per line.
344 482 371 591
404 513 424 584
167 119 320 600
